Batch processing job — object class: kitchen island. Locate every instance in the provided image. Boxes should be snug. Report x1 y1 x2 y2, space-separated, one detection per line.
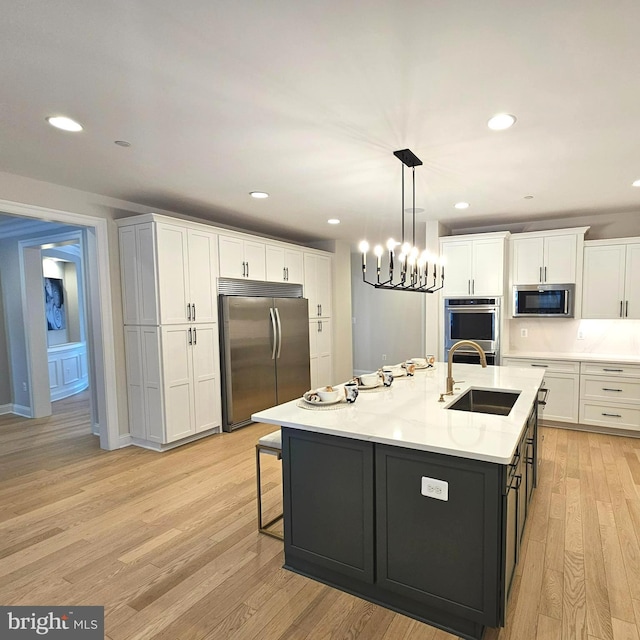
252 363 545 640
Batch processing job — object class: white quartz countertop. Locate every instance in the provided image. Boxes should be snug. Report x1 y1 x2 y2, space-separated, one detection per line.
503 351 640 364
252 363 545 465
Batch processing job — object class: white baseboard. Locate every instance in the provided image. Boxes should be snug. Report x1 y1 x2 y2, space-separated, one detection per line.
50 379 89 403
12 404 32 418
0 403 13 415
118 434 132 448
130 427 221 452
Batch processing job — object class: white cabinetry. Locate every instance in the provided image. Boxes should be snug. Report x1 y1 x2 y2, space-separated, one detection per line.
582 240 640 319
511 229 588 285
218 234 267 281
119 221 218 325
502 357 580 423
265 244 304 284
119 215 222 448
304 253 332 318
579 362 640 431
309 318 333 389
440 232 508 297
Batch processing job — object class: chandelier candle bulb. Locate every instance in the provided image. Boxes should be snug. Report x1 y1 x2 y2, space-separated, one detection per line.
358 240 369 271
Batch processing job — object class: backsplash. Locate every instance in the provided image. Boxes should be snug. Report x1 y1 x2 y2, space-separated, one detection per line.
508 318 640 356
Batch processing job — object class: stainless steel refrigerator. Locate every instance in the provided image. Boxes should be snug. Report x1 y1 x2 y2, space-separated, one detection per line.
220 295 310 431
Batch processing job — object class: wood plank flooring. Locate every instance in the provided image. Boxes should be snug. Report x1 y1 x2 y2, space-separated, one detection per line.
2 393 640 639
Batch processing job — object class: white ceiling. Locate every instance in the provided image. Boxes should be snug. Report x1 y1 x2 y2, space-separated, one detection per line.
1 1 639 247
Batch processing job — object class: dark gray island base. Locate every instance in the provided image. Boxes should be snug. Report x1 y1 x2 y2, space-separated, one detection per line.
280 406 537 640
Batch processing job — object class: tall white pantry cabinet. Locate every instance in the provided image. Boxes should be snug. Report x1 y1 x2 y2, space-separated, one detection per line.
118 215 222 448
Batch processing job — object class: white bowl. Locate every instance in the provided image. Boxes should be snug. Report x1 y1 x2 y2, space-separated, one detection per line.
317 387 341 403
360 373 379 387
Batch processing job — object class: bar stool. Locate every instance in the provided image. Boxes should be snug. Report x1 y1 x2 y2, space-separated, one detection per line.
255 429 283 540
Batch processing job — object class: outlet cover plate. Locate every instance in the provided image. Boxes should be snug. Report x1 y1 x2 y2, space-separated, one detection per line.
421 476 449 501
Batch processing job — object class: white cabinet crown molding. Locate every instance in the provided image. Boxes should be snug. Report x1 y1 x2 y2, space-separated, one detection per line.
509 226 590 240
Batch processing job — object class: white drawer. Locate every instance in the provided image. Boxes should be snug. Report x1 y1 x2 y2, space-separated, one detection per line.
581 376 640 404
579 401 640 431
580 361 640 378
502 358 580 374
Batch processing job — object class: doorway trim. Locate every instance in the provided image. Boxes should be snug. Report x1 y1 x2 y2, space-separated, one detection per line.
0 198 119 450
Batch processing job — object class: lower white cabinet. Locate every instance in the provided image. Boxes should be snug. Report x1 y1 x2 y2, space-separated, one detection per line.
502 358 580 423
579 362 640 432
309 318 333 389
124 323 221 446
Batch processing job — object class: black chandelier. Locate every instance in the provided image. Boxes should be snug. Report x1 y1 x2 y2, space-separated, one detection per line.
359 149 444 293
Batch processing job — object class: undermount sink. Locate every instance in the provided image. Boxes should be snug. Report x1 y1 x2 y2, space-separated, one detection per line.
446 388 520 416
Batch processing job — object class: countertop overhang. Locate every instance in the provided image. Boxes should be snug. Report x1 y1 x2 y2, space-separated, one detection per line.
252 363 545 464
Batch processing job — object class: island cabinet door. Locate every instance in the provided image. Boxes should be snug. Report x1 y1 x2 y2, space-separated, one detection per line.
375 445 504 628
282 429 375 583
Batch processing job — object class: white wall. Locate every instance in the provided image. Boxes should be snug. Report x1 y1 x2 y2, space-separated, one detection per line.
0 275 10 406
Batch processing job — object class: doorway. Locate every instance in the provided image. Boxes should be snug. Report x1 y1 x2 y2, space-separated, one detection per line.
0 198 119 450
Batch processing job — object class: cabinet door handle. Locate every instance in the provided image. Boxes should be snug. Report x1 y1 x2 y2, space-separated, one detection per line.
601 412 622 418
192 303 196 321
544 266 547 282
531 364 548 368
620 300 623 318
472 279 475 294
468 279 471 295
193 327 197 345
187 303 192 321
603 368 623 372
319 304 322 316
539 266 543 283
602 387 623 392
318 320 322 332
246 262 249 278
626 300 629 317
188 328 192 345
283 267 287 281
242 261 246 277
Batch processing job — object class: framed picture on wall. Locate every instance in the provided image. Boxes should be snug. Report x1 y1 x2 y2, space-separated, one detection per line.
44 277 66 330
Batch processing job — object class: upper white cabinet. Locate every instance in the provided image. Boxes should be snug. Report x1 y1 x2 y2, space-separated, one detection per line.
440 232 509 297
265 244 304 284
511 229 588 285
304 253 332 318
218 234 267 281
582 240 640 319
119 218 218 326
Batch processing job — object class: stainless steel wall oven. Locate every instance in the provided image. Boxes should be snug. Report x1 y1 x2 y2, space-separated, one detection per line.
444 298 501 365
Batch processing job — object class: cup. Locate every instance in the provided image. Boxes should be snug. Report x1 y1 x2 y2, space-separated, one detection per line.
404 360 416 376
380 369 394 387
343 382 359 403
317 386 340 403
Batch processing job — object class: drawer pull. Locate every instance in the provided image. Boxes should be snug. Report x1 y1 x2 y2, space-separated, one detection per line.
603 368 623 372
602 388 623 392
601 412 622 418
531 364 548 368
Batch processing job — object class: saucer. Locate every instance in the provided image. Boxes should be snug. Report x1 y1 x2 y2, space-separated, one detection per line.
358 381 382 390
302 395 343 406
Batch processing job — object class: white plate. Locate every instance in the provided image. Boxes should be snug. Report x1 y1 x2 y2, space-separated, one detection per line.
302 395 343 406
358 381 382 390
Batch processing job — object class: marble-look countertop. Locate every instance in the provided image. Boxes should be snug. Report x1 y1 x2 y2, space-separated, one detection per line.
252 363 545 465
503 351 640 364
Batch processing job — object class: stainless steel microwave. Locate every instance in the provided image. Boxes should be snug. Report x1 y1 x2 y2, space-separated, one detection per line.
513 284 575 317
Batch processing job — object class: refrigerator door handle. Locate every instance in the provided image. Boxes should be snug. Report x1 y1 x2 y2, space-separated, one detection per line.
275 307 282 359
269 308 277 360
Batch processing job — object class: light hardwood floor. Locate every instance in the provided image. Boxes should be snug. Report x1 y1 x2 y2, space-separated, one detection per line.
2 393 640 640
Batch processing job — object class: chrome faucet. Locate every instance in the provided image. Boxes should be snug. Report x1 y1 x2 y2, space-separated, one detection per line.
444 340 488 396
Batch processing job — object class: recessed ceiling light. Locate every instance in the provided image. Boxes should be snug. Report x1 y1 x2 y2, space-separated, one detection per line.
633 179 640 187
327 219 340 225
250 191 269 199
454 202 470 209
46 116 83 132
524 195 534 199
114 140 131 147
487 113 516 131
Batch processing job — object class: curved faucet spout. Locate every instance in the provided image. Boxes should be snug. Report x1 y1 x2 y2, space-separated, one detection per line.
445 340 488 395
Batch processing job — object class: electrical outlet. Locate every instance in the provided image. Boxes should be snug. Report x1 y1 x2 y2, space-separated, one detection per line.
421 477 449 501
381 354 387 361
520 328 528 338
22 382 27 392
